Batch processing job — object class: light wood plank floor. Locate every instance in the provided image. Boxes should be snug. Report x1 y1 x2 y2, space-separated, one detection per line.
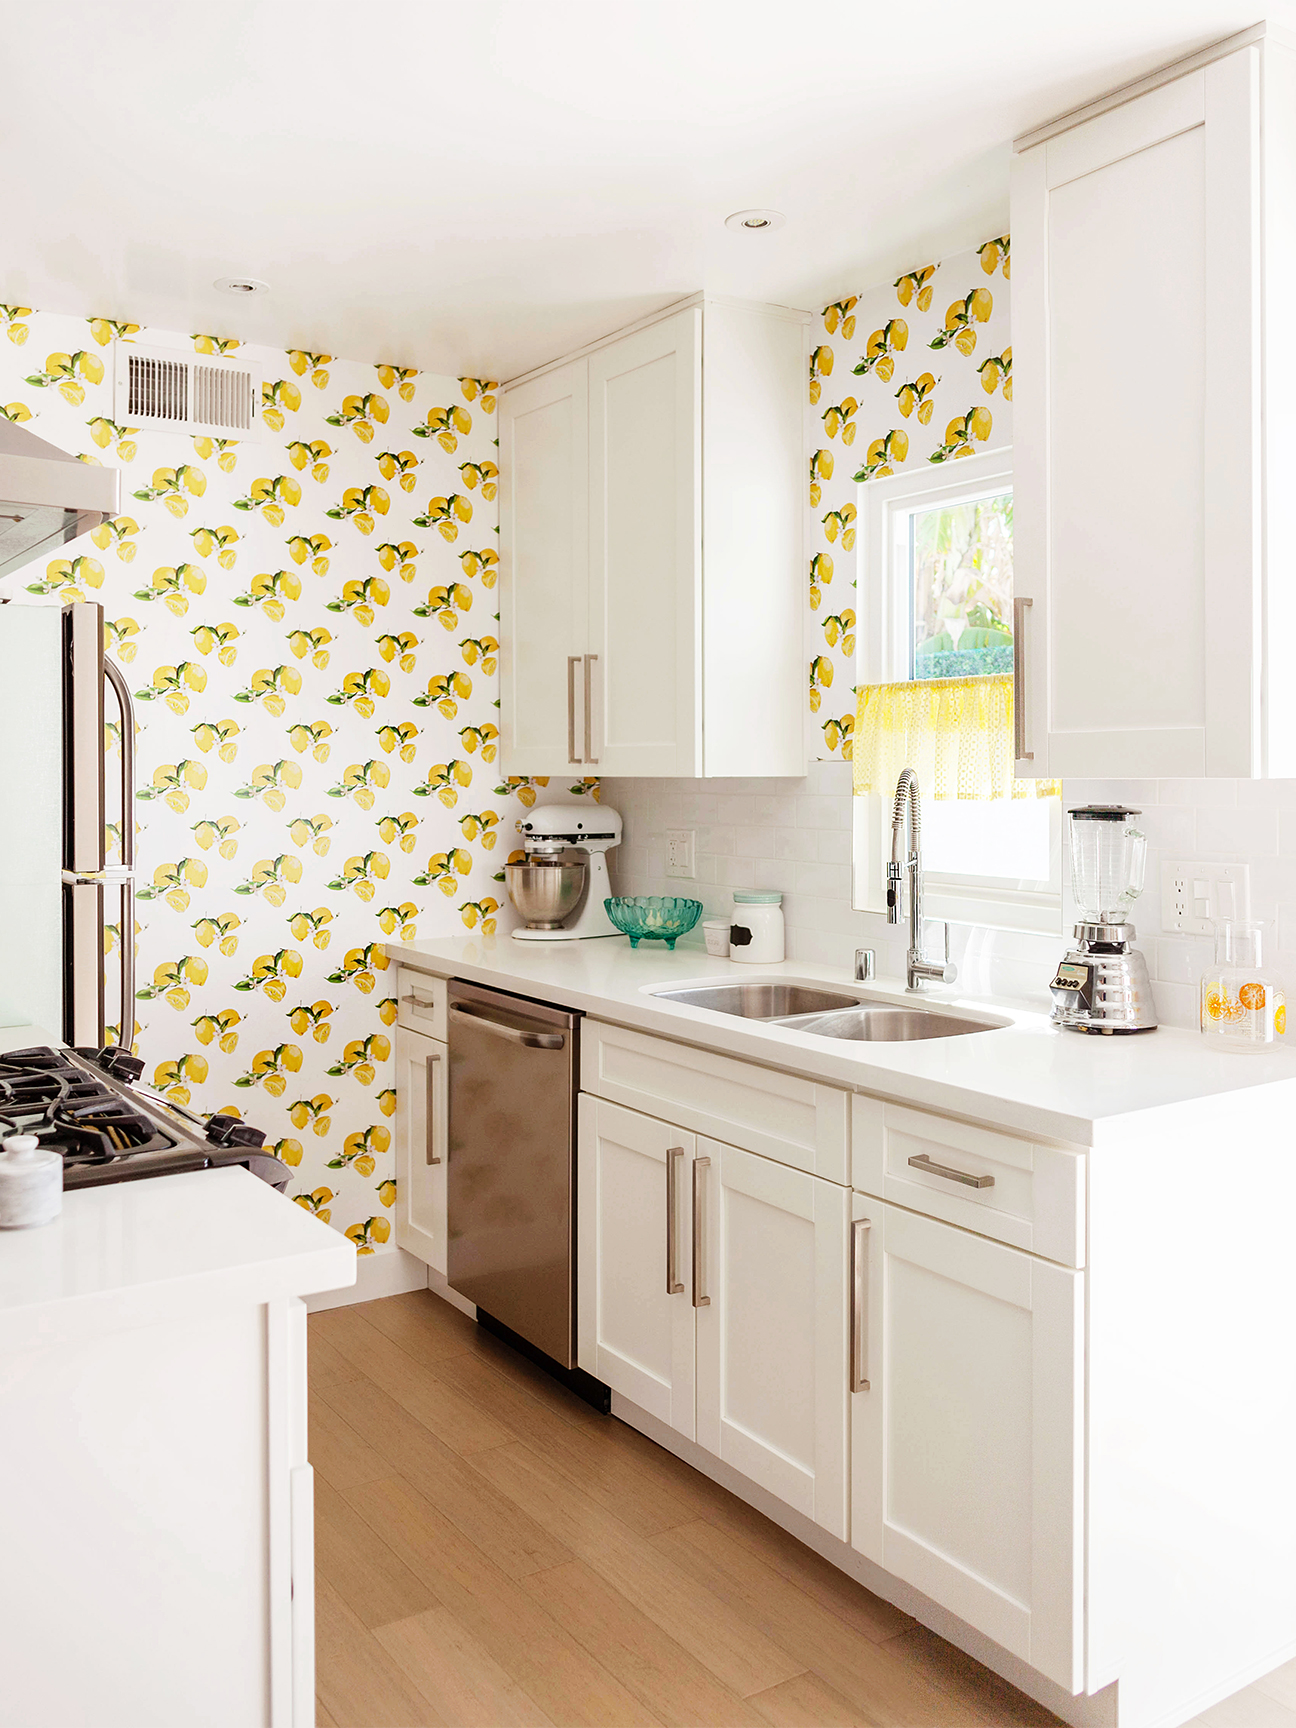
309 1290 1296 1728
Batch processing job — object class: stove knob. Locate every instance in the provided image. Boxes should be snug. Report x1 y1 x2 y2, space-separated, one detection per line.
206 1113 267 1150
98 1046 144 1082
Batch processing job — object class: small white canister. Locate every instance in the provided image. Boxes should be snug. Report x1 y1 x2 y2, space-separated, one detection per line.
0 1134 63 1229
729 891 785 964
702 918 731 958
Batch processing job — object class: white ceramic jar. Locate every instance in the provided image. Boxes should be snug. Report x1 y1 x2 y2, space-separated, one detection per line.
729 891 784 964
0 1134 62 1229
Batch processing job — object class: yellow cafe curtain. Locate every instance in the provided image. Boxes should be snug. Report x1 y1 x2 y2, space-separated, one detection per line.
852 676 1061 801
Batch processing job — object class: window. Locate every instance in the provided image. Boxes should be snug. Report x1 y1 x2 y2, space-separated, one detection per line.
852 449 1062 935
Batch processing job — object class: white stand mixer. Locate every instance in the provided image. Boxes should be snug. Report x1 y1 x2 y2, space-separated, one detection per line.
506 805 623 942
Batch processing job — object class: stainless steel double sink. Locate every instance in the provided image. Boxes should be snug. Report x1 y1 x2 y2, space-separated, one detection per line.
651 981 1008 1042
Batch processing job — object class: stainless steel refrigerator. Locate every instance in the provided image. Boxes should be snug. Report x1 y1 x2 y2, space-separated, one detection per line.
0 601 135 1045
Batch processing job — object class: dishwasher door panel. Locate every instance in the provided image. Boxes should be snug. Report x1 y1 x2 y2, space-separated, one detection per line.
446 980 579 1366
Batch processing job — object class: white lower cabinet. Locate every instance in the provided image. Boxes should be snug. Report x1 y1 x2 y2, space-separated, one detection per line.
695 1137 850 1538
850 1196 1084 1691
577 1095 850 1537
394 1024 448 1274
577 1095 697 1436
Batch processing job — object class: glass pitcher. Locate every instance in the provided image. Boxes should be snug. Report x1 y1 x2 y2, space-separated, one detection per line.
1068 806 1147 925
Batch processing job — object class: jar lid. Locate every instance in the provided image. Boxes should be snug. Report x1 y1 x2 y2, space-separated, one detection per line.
733 891 782 905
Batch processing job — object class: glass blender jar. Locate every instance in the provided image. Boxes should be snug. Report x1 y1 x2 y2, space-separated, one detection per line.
1049 806 1158 1033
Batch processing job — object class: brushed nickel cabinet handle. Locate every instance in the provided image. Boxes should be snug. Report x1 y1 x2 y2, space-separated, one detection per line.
425 1052 442 1165
666 1146 684 1295
692 1155 711 1308
907 1151 995 1189
1013 596 1033 763
851 1217 871 1393
567 656 581 765
583 654 598 764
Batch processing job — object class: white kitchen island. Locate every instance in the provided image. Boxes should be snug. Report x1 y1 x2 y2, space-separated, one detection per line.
0 1162 354 1728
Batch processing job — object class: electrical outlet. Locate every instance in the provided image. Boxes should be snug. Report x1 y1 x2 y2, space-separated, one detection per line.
665 829 695 879
1159 860 1250 935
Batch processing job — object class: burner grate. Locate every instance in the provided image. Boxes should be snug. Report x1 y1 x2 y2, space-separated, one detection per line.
0 1046 181 1167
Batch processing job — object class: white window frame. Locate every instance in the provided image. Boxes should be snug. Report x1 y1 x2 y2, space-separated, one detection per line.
851 448 1063 937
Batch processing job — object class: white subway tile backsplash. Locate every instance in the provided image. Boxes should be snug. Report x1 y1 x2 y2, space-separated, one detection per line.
775 828 819 862
600 770 1296 1031
796 795 851 830
1196 804 1278 857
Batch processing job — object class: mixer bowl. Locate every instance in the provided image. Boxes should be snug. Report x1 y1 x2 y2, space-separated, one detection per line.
505 860 587 928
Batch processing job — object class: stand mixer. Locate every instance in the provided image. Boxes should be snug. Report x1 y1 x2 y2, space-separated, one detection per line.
505 805 623 942
1050 805 1158 1034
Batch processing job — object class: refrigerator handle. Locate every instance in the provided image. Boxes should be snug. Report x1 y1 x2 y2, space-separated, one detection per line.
103 654 136 1047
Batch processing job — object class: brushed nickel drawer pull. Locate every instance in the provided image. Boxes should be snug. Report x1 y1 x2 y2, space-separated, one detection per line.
692 1156 711 1308
425 1053 442 1164
908 1152 994 1189
401 992 436 1008
666 1146 684 1295
567 655 581 764
1013 596 1033 763
583 653 598 765
851 1217 871 1393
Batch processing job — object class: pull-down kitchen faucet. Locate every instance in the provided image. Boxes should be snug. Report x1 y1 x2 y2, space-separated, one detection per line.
887 769 958 990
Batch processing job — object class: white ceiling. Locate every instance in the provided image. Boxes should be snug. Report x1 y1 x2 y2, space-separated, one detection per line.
4 0 1290 379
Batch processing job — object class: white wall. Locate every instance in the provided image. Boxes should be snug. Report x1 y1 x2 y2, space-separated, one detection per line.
603 770 1296 1029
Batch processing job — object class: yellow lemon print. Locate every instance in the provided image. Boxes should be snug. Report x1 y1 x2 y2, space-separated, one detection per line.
1203 988 1224 1023
1275 1002 1287 1035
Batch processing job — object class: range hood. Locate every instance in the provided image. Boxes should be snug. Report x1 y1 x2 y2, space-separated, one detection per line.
0 420 121 581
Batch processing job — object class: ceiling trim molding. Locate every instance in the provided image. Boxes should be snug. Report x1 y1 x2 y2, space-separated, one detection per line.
1012 20 1283 152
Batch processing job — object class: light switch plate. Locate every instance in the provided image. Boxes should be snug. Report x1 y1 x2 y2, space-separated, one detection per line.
1159 859 1250 935
665 829 695 879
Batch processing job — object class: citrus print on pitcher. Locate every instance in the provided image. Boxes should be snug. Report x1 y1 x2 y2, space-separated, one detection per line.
1200 923 1286 1051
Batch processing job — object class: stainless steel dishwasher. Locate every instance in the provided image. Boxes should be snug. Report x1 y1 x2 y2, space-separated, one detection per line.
446 978 581 1369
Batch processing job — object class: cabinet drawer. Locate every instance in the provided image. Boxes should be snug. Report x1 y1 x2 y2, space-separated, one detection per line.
852 1097 1084 1268
396 970 447 1040
583 1020 849 1183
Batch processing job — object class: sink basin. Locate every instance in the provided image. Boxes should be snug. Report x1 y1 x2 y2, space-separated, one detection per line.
652 982 863 1019
770 1003 1008 1041
651 980 1008 1041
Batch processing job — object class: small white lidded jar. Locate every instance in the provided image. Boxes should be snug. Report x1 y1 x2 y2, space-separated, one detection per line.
702 918 731 958
0 1134 63 1229
729 891 785 964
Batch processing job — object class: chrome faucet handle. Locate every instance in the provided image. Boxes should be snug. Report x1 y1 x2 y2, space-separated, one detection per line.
908 921 958 989
854 948 875 982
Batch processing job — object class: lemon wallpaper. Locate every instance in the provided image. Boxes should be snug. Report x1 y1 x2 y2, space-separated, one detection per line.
806 234 1012 760
0 308 593 1256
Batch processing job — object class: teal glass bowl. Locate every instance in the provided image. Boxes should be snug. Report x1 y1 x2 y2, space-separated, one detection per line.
605 896 703 949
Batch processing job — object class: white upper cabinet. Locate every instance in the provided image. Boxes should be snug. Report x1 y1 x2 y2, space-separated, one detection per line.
499 359 589 772
500 296 807 779
1013 32 1296 777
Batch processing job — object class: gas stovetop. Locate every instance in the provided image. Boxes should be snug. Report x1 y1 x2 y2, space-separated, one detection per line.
0 1045 288 1191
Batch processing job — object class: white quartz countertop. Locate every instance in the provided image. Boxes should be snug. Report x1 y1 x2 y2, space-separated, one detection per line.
384 935 1296 1145
0 1165 355 1347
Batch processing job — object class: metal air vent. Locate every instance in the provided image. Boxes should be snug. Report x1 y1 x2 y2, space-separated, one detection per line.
113 342 267 440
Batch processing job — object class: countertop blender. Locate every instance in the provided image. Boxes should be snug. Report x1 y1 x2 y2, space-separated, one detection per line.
1050 805 1158 1033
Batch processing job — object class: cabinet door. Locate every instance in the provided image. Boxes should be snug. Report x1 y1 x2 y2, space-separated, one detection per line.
587 308 701 776
499 358 589 775
394 1026 447 1274
695 1139 849 1538
1013 48 1258 777
851 1201 1083 1691
577 1095 696 1437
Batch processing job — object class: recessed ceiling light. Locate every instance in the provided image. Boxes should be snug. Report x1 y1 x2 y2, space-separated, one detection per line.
213 276 269 296
724 209 785 233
